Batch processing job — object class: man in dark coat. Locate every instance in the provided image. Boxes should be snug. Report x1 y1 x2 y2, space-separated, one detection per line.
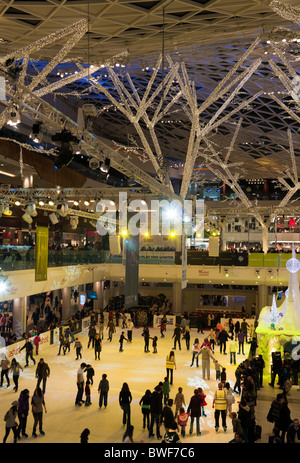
187 389 202 436
149 386 163 439
161 398 174 432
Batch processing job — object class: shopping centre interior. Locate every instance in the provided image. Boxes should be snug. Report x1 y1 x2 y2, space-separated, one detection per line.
0 0 300 446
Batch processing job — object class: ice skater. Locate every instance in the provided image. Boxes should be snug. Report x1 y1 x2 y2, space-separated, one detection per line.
20 339 36 367
94 333 102 360
74 338 83 360
119 332 128 352
85 380 91 406
98 373 109 409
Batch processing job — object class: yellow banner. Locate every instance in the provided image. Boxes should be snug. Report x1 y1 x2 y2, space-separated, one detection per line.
35 226 49 282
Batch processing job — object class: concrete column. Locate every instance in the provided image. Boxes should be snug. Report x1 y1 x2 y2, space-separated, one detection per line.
62 287 72 320
258 284 268 314
220 226 227 251
13 297 28 338
262 227 268 254
172 282 183 315
93 281 101 311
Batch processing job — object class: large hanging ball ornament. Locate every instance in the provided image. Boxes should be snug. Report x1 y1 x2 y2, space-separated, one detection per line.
286 257 300 274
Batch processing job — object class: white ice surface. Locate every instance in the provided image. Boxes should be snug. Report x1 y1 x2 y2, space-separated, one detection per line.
0 325 299 444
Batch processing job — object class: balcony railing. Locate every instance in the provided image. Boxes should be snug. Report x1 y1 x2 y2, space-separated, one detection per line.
0 246 294 272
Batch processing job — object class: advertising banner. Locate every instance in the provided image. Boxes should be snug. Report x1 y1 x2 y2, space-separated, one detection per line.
124 234 139 309
35 226 49 282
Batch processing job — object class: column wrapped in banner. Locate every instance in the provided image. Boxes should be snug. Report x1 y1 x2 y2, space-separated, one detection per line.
35 226 49 282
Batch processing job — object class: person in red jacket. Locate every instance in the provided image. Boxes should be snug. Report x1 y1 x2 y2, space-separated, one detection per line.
33 334 41 355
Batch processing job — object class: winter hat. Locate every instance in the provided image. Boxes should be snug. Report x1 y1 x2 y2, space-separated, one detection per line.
11 401 18 407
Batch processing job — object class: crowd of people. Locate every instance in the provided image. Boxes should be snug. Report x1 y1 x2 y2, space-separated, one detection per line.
1 292 300 444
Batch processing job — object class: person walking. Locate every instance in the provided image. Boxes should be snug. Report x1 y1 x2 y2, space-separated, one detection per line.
3 401 19 443
35 358 50 394
148 385 163 439
20 338 36 367
241 318 249 343
87 324 97 349
162 377 171 405
190 339 200 367
74 338 83 360
107 320 116 342
212 383 229 432
126 318 134 343
0 355 10 388
162 398 175 432
208 329 216 353
31 387 47 437
187 389 202 436
57 334 65 355
94 333 102 360
98 373 109 408
172 325 182 350
10 358 23 393
99 312 104 340
166 350 176 386
177 407 190 437
17 389 29 439
237 330 246 355
174 387 186 417
198 345 216 380
229 337 238 365
139 389 152 430
33 333 41 356
184 325 191 350
84 364 95 385
142 326 150 353
85 380 92 407
224 382 235 415
119 331 128 352
218 328 230 355
75 362 86 406
119 382 132 428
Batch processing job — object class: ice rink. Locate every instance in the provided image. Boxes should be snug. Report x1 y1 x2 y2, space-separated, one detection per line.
0 324 299 444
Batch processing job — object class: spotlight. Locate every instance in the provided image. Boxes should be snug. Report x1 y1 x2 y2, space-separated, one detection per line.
89 157 100 170
100 158 110 173
38 200 45 206
224 268 229 277
25 201 37 217
51 129 79 170
70 216 79 229
84 201 89 206
7 106 21 127
56 201 68 217
54 142 74 170
14 200 21 206
73 201 79 206
3 205 12 216
22 212 33 224
48 200 54 206
30 122 42 143
49 212 59 225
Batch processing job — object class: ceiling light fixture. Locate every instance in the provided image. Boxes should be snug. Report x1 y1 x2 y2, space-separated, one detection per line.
100 158 110 173
7 106 21 127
